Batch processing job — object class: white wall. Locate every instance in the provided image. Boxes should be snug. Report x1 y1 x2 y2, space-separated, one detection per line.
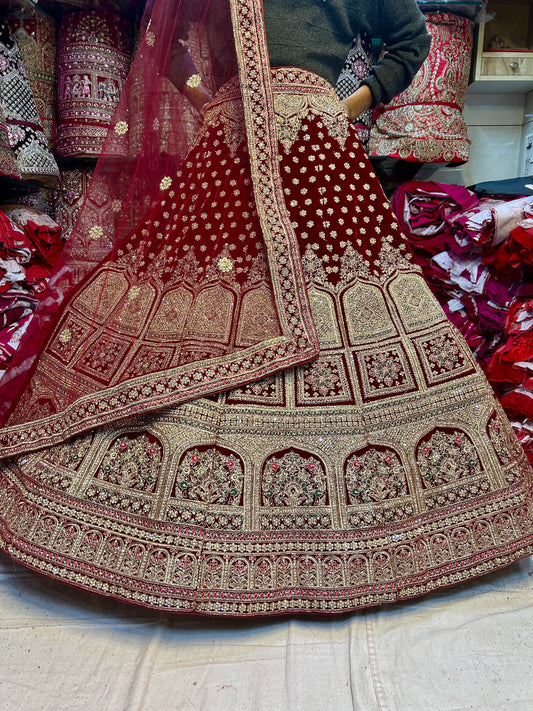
425 90 528 186
520 89 533 175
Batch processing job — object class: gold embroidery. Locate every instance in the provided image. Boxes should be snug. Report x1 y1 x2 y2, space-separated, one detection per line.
185 73 202 89
89 225 104 240
0 22 532 618
217 256 234 273
114 121 128 135
59 329 72 344
274 92 350 154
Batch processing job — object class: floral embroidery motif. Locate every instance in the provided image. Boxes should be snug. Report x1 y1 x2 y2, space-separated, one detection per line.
171 554 197 587
159 176 172 191
377 238 413 277
89 225 104 240
202 556 224 589
347 556 369 585
414 326 475 386
77 335 129 379
297 354 352 405
488 412 525 466
417 429 481 487
185 73 202 88
274 92 350 153
298 556 319 587
254 558 274 589
59 328 72 344
120 543 145 576
262 450 327 507
367 351 403 388
229 558 250 589
114 121 128 135
339 243 372 285
303 359 341 397
345 447 407 504
146 549 168 582
217 256 234 273
426 334 461 373
226 373 283 405
174 447 244 505
122 345 173 379
302 245 328 287
96 434 161 492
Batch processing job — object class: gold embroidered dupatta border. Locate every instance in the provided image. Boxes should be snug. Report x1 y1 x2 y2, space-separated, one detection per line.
0 0 319 459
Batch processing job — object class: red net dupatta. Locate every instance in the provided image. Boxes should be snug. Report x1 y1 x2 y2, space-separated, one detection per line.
0 0 319 457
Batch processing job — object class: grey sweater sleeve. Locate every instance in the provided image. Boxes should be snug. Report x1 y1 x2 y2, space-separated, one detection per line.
361 0 431 107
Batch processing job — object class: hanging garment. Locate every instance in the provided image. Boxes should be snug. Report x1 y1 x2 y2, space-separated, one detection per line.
53 167 95 243
335 32 376 147
55 11 132 158
9 9 58 151
368 12 473 164
0 0 531 618
0 100 20 179
0 19 58 185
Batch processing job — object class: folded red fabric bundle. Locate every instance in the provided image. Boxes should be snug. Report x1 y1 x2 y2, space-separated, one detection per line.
391 182 533 462
0 208 63 374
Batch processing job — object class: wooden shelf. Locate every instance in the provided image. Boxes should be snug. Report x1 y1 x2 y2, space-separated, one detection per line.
472 0 533 90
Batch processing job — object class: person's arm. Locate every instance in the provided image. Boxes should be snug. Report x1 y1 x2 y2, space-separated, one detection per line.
166 8 213 116
341 84 373 122
359 0 431 108
182 72 213 116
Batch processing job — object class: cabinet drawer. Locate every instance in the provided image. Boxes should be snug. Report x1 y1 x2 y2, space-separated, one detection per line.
480 54 533 77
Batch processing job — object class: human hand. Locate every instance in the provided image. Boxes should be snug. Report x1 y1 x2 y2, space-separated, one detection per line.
341 85 373 121
184 83 213 120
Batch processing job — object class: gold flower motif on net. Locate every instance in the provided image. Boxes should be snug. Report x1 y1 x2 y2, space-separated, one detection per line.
89 225 104 240
114 121 128 136
185 73 202 88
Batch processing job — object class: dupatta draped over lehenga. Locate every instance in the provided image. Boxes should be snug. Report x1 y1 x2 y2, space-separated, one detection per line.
0 0 531 616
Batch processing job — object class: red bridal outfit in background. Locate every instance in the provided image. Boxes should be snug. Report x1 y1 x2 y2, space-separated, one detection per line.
0 0 531 617
368 11 473 164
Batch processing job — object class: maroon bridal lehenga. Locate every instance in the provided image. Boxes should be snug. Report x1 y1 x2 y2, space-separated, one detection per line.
0 0 531 616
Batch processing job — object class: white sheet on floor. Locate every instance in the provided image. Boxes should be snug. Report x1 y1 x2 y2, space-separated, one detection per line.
1 551 533 711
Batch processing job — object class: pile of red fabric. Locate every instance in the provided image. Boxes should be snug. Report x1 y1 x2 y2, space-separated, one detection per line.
392 180 533 462
0 207 62 375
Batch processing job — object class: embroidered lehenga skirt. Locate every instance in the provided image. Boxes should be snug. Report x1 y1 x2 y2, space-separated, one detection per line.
0 70 532 616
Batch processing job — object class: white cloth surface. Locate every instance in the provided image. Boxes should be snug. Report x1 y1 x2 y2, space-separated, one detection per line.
1 551 533 711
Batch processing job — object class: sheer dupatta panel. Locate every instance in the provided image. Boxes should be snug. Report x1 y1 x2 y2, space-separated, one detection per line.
0 0 319 457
